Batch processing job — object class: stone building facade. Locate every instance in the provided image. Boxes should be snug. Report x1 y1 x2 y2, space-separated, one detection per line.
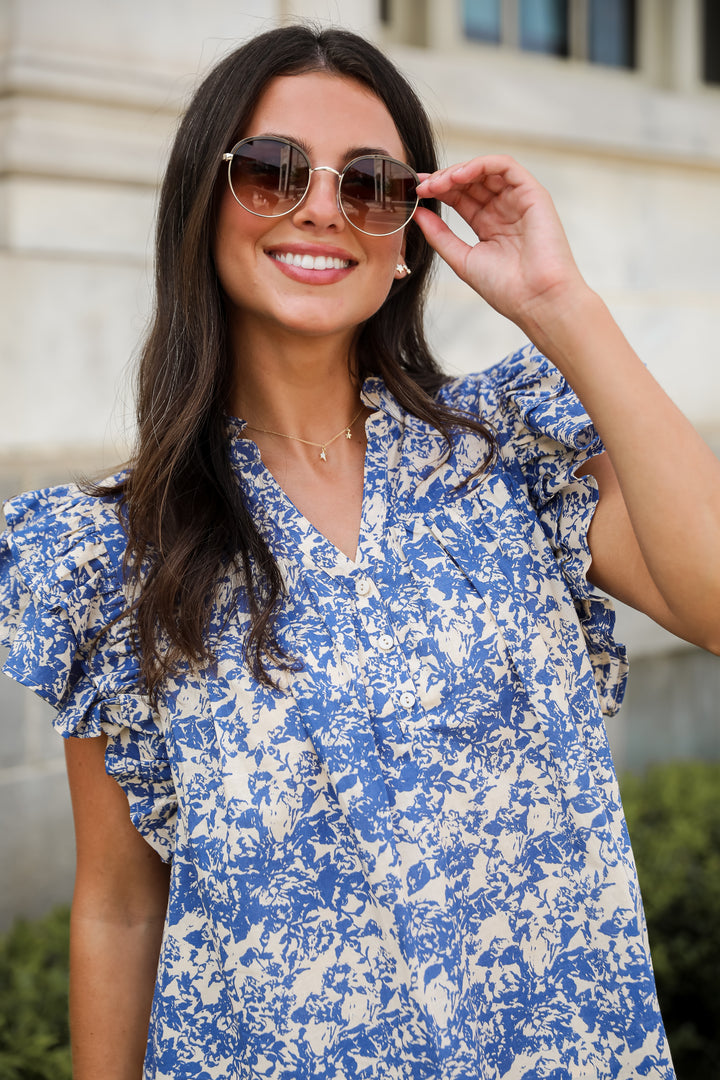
1 0 718 926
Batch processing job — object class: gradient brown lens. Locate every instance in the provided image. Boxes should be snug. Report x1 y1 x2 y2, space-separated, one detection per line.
229 138 310 216
339 156 417 235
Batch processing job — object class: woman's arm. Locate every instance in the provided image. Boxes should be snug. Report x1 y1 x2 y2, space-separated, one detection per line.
541 295 720 653
415 157 720 653
65 734 170 1080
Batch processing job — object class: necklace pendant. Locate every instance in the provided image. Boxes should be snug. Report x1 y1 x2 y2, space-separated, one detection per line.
345 428 352 439
319 447 327 461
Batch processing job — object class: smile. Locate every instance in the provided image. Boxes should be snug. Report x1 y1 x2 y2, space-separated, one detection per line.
269 252 353 270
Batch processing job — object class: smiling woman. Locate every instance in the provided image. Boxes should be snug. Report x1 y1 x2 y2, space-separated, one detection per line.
1 20 719 1080
213 72 413 413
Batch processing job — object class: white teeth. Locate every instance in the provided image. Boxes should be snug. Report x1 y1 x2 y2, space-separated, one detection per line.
271 252 350 270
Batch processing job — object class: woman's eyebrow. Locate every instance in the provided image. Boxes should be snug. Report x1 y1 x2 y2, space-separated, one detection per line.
258 132 397 160
344 145 396 159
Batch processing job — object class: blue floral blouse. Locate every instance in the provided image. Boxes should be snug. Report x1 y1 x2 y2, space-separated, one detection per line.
0 347 674 1079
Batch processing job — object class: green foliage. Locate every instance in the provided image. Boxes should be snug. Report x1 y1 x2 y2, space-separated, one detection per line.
621 760 720 1080
0 906 72 1080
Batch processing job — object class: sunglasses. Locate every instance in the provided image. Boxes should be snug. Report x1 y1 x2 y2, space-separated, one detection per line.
221 136 420 236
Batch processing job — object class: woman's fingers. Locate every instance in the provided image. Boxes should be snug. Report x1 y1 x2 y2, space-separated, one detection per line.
417 154 527 193
416 155 535 236
413 206 476 278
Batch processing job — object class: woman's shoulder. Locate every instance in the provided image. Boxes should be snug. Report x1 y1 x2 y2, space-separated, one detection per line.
438 343 584 430
437 343 599 462
4 471 128 532
0 472 130 641
435 340 548 402
3 471 129 567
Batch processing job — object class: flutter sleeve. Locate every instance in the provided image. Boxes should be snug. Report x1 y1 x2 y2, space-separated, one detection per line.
0 483 177 860
479 343 628 716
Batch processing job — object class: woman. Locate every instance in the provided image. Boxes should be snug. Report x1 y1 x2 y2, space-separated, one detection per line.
1 23 718 1080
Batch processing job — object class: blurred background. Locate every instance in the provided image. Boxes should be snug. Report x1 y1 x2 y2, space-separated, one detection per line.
0 4 718 1068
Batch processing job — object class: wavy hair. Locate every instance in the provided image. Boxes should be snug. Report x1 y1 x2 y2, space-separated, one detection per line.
102 24 495 695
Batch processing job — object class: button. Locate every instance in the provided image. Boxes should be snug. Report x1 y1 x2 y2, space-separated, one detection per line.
399 691 415 710
377 634 394 652
355 577 372 598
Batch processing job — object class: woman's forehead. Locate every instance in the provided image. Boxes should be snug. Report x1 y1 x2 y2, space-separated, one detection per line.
242 71 405 160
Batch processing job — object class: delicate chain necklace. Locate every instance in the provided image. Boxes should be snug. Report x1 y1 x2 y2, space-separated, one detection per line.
245 406 365 462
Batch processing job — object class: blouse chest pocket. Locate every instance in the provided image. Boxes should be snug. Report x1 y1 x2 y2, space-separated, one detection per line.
387 491 583 752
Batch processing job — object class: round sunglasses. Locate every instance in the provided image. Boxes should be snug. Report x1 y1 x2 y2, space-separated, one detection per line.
221 136 419 236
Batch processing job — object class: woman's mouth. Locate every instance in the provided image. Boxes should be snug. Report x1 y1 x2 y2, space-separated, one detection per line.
265 247 357 284
269 252 353 270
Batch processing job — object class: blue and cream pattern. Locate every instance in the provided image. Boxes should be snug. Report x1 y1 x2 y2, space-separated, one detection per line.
0 347 674 1079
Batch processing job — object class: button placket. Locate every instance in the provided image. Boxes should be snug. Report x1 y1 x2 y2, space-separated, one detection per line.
349 572 421 724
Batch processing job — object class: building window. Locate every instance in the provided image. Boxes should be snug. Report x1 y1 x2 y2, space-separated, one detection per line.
461 0 636 69
704 0 720 85
589 0 635 68
520 0 568 57
464 0 502 44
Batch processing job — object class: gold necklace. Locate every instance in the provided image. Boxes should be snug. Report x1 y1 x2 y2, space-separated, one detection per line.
245 406 365 462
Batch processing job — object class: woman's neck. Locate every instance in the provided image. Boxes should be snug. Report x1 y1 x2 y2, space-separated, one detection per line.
228 325 363 442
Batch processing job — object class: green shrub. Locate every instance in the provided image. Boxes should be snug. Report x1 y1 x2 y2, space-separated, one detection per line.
621 760 720 1080
0 906 72 1080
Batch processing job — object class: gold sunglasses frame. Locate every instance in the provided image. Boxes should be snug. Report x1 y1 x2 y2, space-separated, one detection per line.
222 136 420 237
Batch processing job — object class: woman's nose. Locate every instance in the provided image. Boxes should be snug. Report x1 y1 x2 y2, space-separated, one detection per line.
291 166 345 230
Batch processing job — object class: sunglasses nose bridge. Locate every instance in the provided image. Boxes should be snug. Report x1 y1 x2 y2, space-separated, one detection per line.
304 164 343 211
309 165 342 179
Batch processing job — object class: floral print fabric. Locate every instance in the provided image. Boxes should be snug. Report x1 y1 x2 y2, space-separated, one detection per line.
0 346 674 1078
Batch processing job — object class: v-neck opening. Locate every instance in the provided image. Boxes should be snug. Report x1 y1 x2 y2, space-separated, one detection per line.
229 407 392 576
266 465 364 567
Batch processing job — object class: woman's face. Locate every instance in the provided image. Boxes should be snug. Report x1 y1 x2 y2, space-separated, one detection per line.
213 71 410 354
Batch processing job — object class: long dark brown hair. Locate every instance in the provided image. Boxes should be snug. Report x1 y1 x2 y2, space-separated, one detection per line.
102 24 495 695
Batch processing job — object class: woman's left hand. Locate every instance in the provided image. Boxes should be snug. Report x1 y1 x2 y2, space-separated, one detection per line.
414 155 588 333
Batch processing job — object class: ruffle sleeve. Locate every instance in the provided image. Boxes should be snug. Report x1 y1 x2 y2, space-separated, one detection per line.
0 483 177 861
480 344 628 716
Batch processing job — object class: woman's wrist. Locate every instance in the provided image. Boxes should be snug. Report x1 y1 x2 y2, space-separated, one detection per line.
519 283 609 370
